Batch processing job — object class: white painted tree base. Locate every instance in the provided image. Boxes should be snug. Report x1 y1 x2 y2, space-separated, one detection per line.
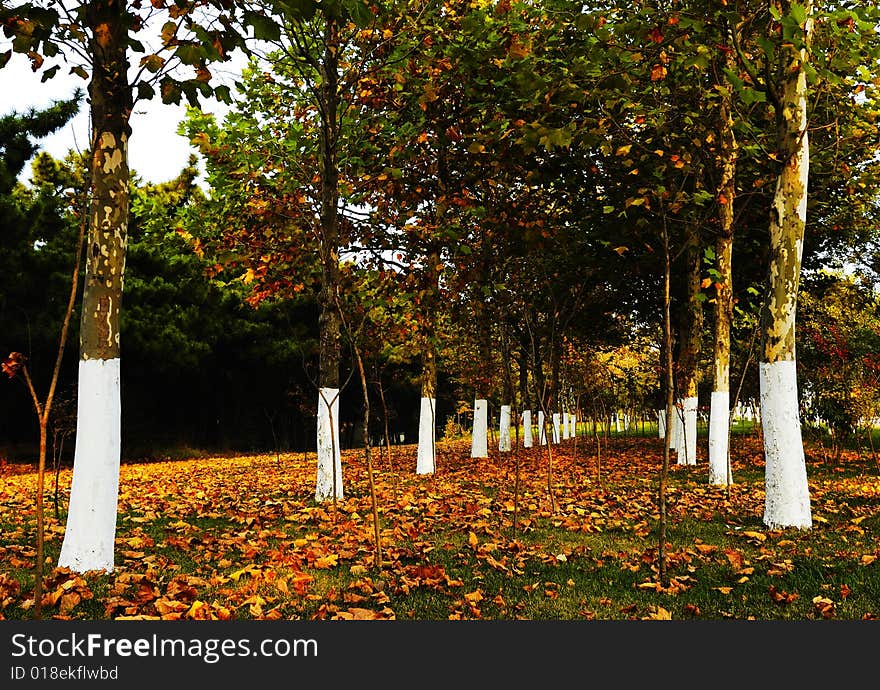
498 404 512 452
416 397 436 474
679 396 698 466
669 400 685 465
562 412 570 440
708 390 731 485
552 413 561 444
522 410 533 448
315 387 344 501
760 361 812 529
471 398 488 458
537 410 547 445
657 409 666 439
58 358 121 573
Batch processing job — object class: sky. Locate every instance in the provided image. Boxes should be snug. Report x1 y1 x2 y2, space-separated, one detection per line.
0 51 240 185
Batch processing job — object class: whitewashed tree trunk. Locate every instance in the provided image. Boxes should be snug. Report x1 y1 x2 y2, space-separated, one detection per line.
498 404 512 452
471 398 488 458
552 412 561 443
709 391 730 485
761 362 811 528
538 410 547 445
670 401 682 456
680 396 698 466
315 387 343 501
59 44 131 573
416 396 435 474
562 411 570 439
614 413 621 433
58 359 121 572
657 409 666 439
522 409 533 448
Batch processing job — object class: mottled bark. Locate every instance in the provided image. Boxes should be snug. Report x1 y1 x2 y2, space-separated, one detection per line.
675 221 703 465
678 221 703 401
80 1 131 360
713 61 736 396
318 18 341 392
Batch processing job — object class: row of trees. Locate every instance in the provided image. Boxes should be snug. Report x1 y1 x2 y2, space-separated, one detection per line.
2 0 880 578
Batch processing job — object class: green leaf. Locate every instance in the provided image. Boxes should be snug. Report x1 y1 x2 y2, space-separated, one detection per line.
40 65 59 82
214 85 232 104
243 11 281 42
137 82 155 100
789 3 807 26
277 0 318 21
603 205 615 214
740 86 766 105
174 43 203 66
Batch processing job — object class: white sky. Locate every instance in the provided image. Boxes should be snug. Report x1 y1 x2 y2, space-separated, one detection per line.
0 51 241 185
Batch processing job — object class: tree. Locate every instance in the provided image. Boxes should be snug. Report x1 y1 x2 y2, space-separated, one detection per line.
1 0 247 572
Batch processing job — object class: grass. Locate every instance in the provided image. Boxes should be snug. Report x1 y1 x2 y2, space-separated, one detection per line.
0 434 878 621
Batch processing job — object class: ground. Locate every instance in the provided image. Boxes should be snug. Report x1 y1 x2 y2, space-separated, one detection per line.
1 431 878 620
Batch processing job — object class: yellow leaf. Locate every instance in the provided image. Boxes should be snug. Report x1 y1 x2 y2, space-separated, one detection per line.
860 555 877 565
464 589 483 604
468 532 478 548
715 587 733 595
741 531 767 542
349 565 368 576
314 554 339 569
643 606 671 620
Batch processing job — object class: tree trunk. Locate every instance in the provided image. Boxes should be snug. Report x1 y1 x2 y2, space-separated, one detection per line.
676 220 703 466
470 304 491 459
417 252 440 473
760 2 813 530
659 220 674 588
315 18 343 502
709 52 737 486
416 344 437 474
59 2 130 573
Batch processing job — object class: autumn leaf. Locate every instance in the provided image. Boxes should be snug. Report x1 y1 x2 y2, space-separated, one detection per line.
650 64 667 81
2 352 26 379
464 589 483 604
642 606 671 620
812 596 835 619
741 531 767 543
